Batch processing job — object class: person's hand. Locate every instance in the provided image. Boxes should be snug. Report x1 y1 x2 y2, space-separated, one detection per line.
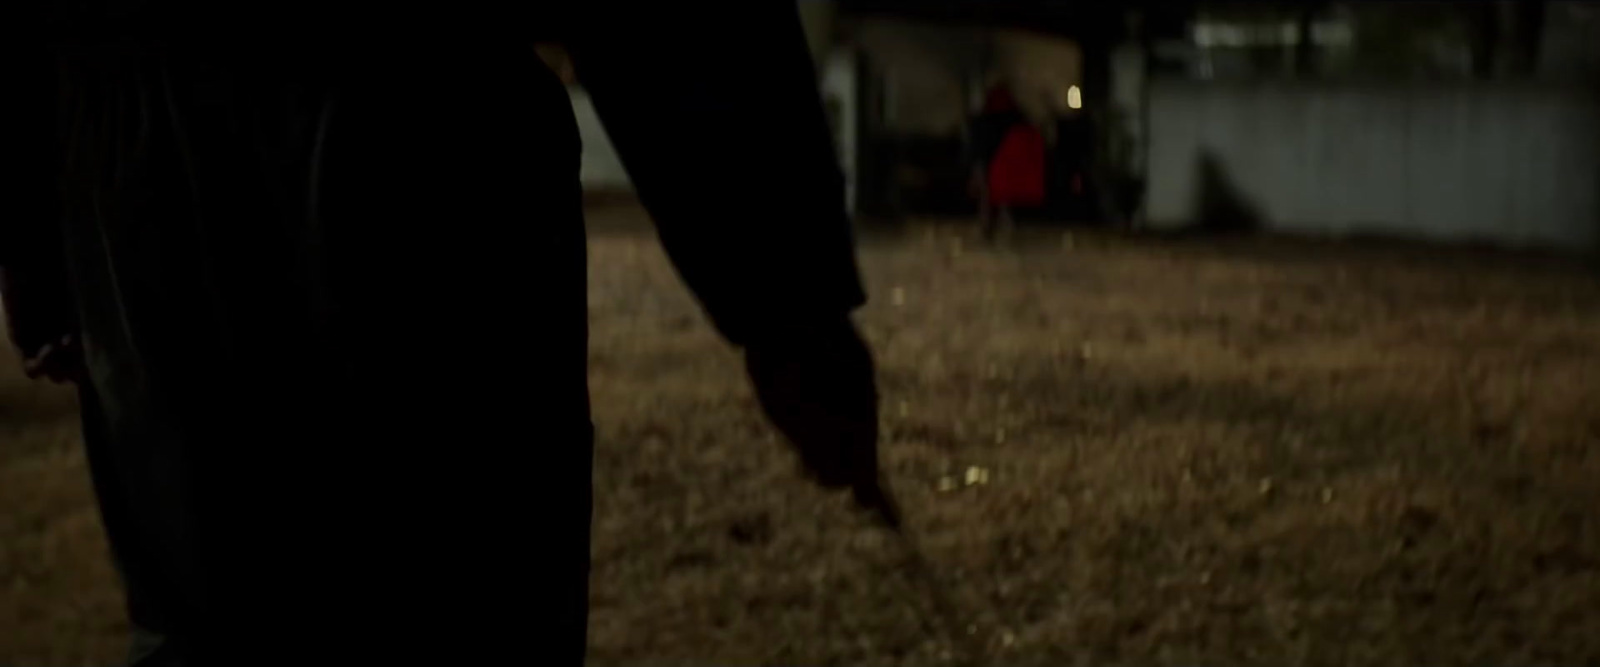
744 317 897 524
3 268 83 384
21 333 83 384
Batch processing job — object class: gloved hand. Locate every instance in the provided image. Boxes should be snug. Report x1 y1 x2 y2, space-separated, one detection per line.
744 316 899 527
20 333 83 384
2 267 83 384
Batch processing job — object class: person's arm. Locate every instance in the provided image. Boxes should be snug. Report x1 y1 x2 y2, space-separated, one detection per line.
566 8 891 515
2 30 81 381
565 4 867 349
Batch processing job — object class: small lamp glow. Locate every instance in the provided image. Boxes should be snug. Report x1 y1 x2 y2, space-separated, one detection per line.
1067 85 1083 110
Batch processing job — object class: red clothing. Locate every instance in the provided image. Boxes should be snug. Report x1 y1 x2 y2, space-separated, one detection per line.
987 124 1047 207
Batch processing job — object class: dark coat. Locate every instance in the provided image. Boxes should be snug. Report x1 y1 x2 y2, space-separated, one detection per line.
9 5 865 664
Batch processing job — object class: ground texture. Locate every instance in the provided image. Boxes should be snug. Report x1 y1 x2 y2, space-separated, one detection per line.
4 213 1600 665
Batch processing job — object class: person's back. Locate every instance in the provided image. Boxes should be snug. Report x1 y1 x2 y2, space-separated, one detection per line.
23 5 881 665
45 36 589 663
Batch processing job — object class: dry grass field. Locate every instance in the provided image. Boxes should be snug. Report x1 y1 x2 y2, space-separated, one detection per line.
5 210 1599 665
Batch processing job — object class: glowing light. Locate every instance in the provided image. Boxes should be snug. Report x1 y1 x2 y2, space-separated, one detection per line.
1067 85 1082 110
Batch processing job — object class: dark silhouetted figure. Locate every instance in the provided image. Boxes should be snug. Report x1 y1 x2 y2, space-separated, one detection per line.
12 5 881 665
6 29 180 665
967 85 1046 240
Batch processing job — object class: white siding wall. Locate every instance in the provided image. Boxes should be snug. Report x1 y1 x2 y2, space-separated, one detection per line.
1147 81 1600 250
568 88 633 192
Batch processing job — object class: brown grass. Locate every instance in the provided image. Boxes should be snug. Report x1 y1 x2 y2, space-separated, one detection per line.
5 211 1600 665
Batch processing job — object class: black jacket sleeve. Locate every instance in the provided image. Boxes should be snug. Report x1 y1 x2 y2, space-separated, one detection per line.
566 5 867 348
1 28 77 354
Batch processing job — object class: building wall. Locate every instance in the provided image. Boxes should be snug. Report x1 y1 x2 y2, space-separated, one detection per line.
567 89 634 192
851 18 1083 135
820 51 860 214
1540 1 1600 81
852 18 977 135
533 44 635 193
991 27 1083 121
1146 80 1600 250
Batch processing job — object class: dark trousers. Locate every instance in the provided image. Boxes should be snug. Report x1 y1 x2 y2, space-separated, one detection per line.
79 385 183 666
55 42 592 664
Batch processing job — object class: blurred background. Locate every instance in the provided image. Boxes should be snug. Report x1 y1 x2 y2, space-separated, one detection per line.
557 0 1600 249
5 2 1600 665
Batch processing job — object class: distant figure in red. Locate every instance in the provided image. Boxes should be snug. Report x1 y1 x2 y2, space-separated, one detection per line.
967 85 1046 240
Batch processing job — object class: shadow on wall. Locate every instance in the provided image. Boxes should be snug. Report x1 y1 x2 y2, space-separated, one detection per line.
1194 150 1264 233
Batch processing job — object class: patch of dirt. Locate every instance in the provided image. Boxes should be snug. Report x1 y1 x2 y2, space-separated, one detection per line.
4 215 1599 665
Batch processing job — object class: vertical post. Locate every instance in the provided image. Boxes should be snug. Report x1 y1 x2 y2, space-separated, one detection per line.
1294 2 1323 77
1081 33 1118 225
1468 1 1499 79
1508 0 1547 77
821 51 861 216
